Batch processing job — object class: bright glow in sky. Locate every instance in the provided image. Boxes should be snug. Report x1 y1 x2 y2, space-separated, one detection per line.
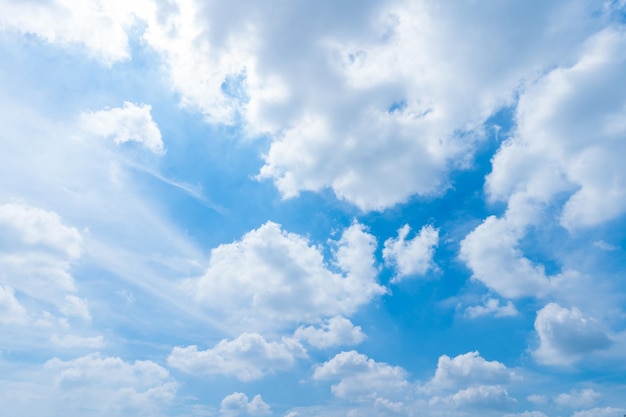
1 1 626 416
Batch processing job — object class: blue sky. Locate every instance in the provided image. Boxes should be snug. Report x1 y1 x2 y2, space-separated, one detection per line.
1 1 626 416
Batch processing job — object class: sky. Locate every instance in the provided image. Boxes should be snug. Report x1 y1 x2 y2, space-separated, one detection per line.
0 0 626 416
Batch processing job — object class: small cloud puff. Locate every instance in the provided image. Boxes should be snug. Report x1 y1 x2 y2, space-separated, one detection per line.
383 224 439 282
81 102 164 154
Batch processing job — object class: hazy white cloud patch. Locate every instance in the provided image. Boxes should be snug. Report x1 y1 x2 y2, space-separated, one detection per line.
0 203 87 319
533 303 613 366
383 224 439 282
81 102 164 154
430 385 516 411
0 284 28 325
49 334 105 349
571 407 626 417
220 392 271 417
168 333 306 381
188 221 386 332
294 316 365 349
43 353 177 415
465 298 519 319
554 388 600 408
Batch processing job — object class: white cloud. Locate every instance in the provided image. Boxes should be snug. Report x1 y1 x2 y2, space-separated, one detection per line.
189 221 386 332
81 102 164 154
555 388 601 408
50 334 105 349
313 350 410 402
424 351 516 392
459 212 554 299
126 0 601 210
465 298 519 319
527 394 548 405
44 352 177 414
571 407 626 417
504 411 548 417
0 0 140 65
383 224 439 282
431 385 516 411
294 316 366 349
487 28 626 232
220 392 271 417
0 203 87 318
0 284 27 324
168 333 306 381
533 303 613 366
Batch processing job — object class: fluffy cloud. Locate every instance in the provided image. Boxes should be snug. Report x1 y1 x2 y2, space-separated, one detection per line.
0 203 88 320
81 102 164 154
465 298 519 319
313 350 410 402
533 303 613 366
425 351 516 392
168 333 306 381
488 29 626 231
220 392 271 417
189 221 386 332
0 0 140 64
294 316 366 349
44 353 177 415
554 388 600 408
383 224 439 282
431 385 516 411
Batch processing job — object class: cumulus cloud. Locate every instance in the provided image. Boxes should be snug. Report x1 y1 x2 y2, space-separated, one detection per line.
81 102 164 154
431 385 516 411
0 0 140 64
465 298 519 319
294 316 366 349
487 29 626 231
0 203 88 319
383 224 439 282
124 0 600 210
554 388 600 408
313 350 410 402
220 392 271 417
168 333 306 381
189 221 386 332
424 351 516 392
44 352 177 414
504 411 548 417
533 303 613 366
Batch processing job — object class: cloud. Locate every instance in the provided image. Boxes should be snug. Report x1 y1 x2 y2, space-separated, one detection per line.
533 303 613 366
554 388 600 408
383 224 439 282
0 284 28 325
294 316 366 349
168 333 306 381
465 298 519 319
313 350 410 402
189 221 386 332
44 352 177 414
504 412 549 417
424 351 516 393
130 0 600 210
487 28 626 231
431 385 516 411
81 102 164 154
220 392 271 417
571 407 626 417
0 203 87 319
0 0 140 64
50 334 105 349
